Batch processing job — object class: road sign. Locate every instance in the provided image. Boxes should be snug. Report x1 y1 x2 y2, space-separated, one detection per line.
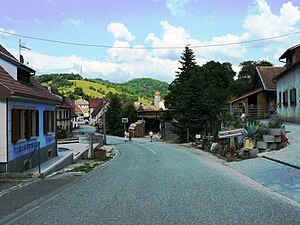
122 118 128 123
218 128 244 139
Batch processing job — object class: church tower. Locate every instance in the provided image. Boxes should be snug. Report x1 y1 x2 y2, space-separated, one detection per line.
154 91 160 108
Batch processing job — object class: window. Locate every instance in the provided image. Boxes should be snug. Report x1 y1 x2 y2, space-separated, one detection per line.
12 108 39 143
44 110 55 134
278 92 282 108
283 91 288 107
290 88 297 107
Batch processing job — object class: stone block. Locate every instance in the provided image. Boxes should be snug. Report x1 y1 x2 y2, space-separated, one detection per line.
268 128 281 136
263 135 275 143
256 141 268 149
274 136 281 143
268 143 277 150
249 148 259 158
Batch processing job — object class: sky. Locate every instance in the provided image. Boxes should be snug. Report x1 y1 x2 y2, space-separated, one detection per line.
1 0 300 83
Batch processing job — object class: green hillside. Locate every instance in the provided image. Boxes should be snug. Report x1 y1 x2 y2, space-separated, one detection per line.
35 73 169 103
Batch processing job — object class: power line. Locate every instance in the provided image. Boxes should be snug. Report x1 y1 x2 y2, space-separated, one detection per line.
0 29 300 50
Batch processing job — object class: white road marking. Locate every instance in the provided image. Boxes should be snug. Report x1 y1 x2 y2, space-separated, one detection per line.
142 145 157 155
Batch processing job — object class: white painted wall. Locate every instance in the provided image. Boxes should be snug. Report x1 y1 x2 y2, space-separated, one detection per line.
0 98 7 162
277 68 300 123
0 58 17 80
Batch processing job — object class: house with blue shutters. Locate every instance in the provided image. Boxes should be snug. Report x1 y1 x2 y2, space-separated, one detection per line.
0 45 61 172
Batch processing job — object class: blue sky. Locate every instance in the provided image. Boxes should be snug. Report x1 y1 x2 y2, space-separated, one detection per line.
1 0 300 83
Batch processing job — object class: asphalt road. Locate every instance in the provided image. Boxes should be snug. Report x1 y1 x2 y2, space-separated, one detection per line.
1 137 300 225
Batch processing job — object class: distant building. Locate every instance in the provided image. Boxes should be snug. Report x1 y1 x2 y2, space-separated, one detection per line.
0 45 61 172
75 98 89 119
89 98 103 122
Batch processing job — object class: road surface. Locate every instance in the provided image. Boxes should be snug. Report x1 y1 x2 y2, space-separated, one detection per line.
1 136 300 225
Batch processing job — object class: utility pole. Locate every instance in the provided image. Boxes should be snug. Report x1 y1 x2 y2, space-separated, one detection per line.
103 100 107 145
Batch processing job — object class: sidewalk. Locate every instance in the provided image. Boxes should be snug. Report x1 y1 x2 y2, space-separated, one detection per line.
227 121 300 203
261 122 300 168
24 143 89 178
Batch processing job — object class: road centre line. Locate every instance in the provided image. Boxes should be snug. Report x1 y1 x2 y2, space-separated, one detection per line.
139 144 157 155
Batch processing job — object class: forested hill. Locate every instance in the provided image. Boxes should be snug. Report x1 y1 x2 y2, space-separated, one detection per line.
35 73 169 101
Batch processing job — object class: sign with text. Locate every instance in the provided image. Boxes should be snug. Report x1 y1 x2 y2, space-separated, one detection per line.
122 118 128 123
218 129 244 139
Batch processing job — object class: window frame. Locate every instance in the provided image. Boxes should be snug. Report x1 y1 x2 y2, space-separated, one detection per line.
290 88 297 107
12 108 39 144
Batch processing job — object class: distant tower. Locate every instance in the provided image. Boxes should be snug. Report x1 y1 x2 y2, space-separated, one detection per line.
154 91 161 108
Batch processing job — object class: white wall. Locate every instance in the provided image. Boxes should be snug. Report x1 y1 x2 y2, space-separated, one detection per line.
0 98 7 162
277 68 300 123
0 58 17 80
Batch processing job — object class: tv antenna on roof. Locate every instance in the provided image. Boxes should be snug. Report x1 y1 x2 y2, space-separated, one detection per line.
19 39 31 63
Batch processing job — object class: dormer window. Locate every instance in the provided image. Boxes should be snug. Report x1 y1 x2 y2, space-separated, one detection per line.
17 68 31 84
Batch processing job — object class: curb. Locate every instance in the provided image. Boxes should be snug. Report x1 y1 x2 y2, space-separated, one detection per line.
262 156 300 170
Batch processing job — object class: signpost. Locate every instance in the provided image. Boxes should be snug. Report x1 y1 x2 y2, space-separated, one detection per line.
218 128 244 157
122 118 128 134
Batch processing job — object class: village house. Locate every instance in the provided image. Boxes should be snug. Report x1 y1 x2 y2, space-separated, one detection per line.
90 98 107 127
0 45 61 172
56 94 77 136
75 98 89 122
89 98 103 124
273 44 300 123
230 66 284 119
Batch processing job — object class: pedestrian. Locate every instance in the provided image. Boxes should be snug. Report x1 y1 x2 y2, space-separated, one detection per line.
129 129 133 141
149 130 153 142
124 131 128 142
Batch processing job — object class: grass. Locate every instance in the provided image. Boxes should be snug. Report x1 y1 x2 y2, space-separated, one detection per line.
69 162 100 173
68 154 115 173
59 80 118 98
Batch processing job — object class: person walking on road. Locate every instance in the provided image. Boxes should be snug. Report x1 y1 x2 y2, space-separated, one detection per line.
149 130 153 142
129 129 133 141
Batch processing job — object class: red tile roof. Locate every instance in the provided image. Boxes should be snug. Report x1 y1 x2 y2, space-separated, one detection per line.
89 98 103 109
0 65 60 103
256 66 285 90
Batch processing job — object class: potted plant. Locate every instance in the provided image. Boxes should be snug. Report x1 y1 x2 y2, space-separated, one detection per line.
242 122 263 149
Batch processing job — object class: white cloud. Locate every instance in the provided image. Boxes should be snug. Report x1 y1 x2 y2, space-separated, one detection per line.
107 22 135 42
61 18 84 27
243 0 300 38
106 41 148 62
145 20 248 59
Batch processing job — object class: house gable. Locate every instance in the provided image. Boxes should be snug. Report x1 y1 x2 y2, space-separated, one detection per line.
255 66 285 91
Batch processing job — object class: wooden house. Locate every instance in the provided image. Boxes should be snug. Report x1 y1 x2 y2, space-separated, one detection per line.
230 66 284 119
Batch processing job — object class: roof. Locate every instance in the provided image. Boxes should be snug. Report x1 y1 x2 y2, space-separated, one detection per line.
0 45 17 61
0 45 35 74
69 100 84 115
89 98 102 109
230 88 264 103
75 98 88 105
279 43 300 60
91 99 105 117
273 61 300 82
256 66 285 90
0 65 61 103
